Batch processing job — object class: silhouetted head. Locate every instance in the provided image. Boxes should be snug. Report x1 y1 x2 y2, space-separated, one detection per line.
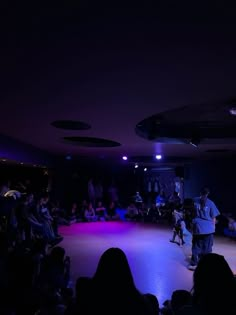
92 248 155 315
199 187 210 202
200 187 210 196
193 253 236 313
93 247 135 291
171 290 192 312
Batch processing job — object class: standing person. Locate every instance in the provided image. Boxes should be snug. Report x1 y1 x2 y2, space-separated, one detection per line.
134 191 143 210
188 187 220 270
88 178 95 206
107 180 119 206
169 209 184 245
94 179 103 205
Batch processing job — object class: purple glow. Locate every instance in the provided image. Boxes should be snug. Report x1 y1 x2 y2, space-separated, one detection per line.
122 156 128 160
155 154 162 160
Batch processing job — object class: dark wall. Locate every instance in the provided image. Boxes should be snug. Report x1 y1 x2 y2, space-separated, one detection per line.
184 157 236 214
50 158 140 208
0 134 53 166
51 159 186 209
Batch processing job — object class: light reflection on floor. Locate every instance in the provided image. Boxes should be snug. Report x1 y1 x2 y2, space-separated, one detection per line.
59 221 236 305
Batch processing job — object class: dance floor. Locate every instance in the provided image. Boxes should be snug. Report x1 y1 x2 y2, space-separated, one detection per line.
59 221 236 305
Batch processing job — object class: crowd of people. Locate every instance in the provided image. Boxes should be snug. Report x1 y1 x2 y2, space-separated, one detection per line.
1 179 236 315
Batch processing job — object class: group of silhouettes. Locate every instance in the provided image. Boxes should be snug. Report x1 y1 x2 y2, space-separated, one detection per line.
66 247 236 315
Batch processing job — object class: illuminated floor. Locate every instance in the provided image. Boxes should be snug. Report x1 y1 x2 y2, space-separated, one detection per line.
59 221 236 305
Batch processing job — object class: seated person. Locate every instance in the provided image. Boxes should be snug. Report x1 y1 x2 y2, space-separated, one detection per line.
37 194 52 223
78 200 88 222
156 190 167 208
36 194 62 241
40 246 71 290
139 202 149 219
105 201 119 221
147 203 161 222
228 216 236 231
69 202 79 223
95 201 106 221
51 200 69 225
27 205 57 243
84 202 97 222
223 215 236 238
161 290 192 315
215 212 229 235
125 203 139 221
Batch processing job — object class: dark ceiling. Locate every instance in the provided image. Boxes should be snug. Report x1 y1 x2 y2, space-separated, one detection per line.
0 2 236 166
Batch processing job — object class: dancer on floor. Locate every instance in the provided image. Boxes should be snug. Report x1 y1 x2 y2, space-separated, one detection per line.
188 187 220 270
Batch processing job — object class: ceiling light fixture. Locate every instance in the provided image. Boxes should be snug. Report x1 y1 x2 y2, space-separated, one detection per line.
155 154 162 160
122 156 128 160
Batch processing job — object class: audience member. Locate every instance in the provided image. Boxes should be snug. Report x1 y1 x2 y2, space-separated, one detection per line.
179 253 236 315
86 247 159 315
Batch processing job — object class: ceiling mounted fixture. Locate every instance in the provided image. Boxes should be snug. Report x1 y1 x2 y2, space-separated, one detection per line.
206 149 234 153
63 136 121 147
51 120 91 130
128 155 192 164
135 99 236 144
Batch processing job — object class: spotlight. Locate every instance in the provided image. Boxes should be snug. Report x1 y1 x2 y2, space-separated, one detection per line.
122 156 128 160
135 163 139 168
144 168 147 171
155 154 162 160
